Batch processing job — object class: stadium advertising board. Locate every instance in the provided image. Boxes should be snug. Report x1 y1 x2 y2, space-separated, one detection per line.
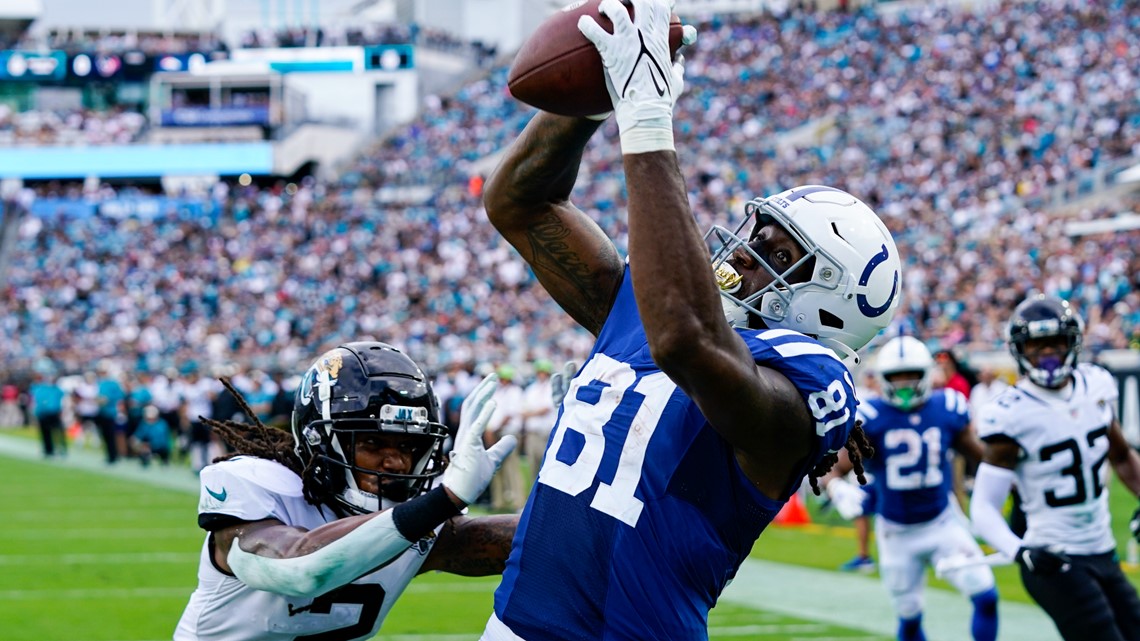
0 50 66 80
0 142 273 179
160 106 271 127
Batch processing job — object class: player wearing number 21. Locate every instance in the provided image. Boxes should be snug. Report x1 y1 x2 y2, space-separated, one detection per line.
175 342 518 641
822 336 998 641
478 0 901 639
971 295 1140 641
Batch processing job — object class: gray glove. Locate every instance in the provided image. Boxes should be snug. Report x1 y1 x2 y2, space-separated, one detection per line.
550 361 578 408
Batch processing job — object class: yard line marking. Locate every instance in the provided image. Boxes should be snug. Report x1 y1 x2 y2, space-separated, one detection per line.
0 587 192 600
706 623 828 634
4 527 194 539
0 552 198 565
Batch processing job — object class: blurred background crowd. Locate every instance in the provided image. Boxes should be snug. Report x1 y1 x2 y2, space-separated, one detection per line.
2 0 1140 475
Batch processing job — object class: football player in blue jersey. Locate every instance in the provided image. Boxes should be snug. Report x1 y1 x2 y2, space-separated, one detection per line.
477 1 902 639
824 336 998 641
971 295 1140 641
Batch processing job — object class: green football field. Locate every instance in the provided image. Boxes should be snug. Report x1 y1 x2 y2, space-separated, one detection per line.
1 430 1137 641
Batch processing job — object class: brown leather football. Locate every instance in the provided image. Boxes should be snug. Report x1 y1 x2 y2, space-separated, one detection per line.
507 0 683 117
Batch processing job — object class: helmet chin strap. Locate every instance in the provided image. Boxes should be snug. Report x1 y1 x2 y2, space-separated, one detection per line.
341 487 399 513
721 295 750 328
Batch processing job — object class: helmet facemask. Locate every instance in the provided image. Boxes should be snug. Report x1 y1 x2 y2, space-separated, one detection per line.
1012 332 1082 389
873 336 935 410
707 185 900 363
301 408 448 511
1008 297 1084 390
292 342 450 516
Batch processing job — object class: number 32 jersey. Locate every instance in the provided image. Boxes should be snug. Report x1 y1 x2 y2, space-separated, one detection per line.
491 268 858 641
174 456 436 641
975 363 1119 555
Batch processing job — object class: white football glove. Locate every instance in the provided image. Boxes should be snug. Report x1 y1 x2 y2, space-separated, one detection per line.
825 477 868 521
578 0 695 153
550 361 578 407
442 374 517 505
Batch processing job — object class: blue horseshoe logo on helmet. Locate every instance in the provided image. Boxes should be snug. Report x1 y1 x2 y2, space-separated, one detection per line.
857 244 898 318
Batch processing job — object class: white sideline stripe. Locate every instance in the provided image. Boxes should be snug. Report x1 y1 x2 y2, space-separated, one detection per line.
721 559 1061 641
8 527 192 539
0 435 201 494
0 552 199 565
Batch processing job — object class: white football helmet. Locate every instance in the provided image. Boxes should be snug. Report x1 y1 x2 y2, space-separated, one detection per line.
874 336 934 410
707 185 901 363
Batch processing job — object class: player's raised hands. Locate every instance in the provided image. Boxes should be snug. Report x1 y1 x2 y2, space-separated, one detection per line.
578 0 690 154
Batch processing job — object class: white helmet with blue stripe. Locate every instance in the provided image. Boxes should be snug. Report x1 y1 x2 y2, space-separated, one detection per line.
874 335 935 410
707 185 902 364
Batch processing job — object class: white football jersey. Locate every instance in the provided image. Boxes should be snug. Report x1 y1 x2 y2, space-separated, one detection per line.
975 363 1118 555
174 456 437 641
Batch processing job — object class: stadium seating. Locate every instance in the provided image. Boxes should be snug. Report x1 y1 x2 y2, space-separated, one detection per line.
2 0 1139 381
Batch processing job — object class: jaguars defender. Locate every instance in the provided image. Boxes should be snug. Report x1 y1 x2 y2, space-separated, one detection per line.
479 3 902 639
971 295 1140 641
828 336 998 641
175 342 517 641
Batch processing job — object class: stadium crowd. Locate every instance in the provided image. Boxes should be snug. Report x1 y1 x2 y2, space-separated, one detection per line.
3 0 1140 390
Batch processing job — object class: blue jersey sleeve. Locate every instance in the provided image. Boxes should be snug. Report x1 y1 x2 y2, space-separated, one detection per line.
738 328 860 492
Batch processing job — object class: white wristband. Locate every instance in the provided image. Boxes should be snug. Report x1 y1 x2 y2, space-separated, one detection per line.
619 127 675 154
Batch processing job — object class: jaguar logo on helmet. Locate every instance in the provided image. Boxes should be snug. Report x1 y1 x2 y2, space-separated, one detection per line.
317 352 343 379
299 350 344 407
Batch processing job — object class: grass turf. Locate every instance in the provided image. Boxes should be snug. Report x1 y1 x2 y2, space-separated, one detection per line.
2 427 1136 640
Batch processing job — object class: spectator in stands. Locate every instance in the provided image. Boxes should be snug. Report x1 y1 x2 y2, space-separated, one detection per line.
486 365 524 512
934 350 976 400
520 359 557 486
3 0 1140 399
969 367 1010 419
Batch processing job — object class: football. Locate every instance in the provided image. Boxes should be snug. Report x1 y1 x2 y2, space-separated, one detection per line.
507 0 685 117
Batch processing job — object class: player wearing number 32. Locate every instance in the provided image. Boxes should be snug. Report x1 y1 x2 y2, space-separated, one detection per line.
174 342 518 641
823 336 998 641
479 0 901 639
970 295 1140 641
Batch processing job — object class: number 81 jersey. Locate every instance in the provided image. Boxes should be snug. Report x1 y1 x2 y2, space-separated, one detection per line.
975 363 1119 555
491 268 858 641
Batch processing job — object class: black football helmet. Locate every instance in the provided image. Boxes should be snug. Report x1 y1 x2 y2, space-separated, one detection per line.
1008 295 1084 389
291 342 449 514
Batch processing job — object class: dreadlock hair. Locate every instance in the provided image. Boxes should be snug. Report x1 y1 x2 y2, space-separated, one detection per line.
202 377 307 477
807 419 875 496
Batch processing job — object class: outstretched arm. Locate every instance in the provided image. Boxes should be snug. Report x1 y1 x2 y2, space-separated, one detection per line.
581 0 813 499
970 439 1022 558
483 113 623 335
213 376 515 597
419 514 519 576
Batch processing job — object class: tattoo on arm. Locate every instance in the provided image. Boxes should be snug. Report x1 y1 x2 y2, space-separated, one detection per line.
524 212 619 334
